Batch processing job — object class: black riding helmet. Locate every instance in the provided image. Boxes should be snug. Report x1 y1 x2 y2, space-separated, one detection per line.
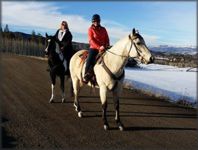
92 14 100 22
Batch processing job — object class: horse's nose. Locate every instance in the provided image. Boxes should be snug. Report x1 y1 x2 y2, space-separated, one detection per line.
149 56 155 63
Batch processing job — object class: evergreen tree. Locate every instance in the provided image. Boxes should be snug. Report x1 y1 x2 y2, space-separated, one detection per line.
0 26 2 33
4 24 9 33
32 30 36 36
37 33 43 44
31 30 36 42
37 33 42 36
0 26 3 39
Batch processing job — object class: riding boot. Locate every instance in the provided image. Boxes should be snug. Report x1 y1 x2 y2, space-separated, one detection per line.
83 71 92 83
83 49 98 83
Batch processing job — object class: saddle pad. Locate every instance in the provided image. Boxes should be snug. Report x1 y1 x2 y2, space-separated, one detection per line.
79 51 89 65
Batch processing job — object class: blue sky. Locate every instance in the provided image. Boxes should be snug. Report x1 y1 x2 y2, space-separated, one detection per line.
2 1 197 46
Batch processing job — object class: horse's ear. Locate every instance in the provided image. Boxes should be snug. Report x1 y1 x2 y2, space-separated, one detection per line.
132 28 136 35
45 33 49 37
128 34 132 40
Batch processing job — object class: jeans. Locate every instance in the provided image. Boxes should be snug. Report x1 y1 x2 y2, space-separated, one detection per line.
85 48 99 74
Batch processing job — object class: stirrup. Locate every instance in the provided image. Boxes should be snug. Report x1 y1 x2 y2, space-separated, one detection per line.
83 73 91 83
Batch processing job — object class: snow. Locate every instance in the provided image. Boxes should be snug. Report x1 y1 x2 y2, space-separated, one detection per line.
124 64 197 107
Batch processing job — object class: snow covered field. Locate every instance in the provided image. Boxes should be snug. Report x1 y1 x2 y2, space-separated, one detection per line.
124 64 197 107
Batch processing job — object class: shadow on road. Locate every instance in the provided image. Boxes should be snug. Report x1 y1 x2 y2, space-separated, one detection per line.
1 127 17 148
75 95 194 110
91 125 197 132
79 95 166 102
82 110 197 119
1 117 17 148
124 126 198 131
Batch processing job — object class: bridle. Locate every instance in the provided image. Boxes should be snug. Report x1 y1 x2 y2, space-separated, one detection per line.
99 34 144 90
45 38 62 56
106 34 143 59
99 34 145 90
45 37 64 62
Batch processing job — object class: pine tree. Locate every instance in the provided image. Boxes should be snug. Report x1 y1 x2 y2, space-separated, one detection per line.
0 26 2 33
37 33 42 36
0 26 3 39
32 30 36 36
4 24 9 33
37 33 43 44
31 30 36 42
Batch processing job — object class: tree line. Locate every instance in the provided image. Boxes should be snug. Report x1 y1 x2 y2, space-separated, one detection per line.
0 24 46 57
0 24 138 67
0 24 91 58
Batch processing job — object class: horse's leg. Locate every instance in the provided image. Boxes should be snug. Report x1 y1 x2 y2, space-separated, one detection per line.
65 76 73 97
99 85 109 130
112 84 124 131
49 73 56 103
69 79 74 97
72 77 82 118
60 75 65 103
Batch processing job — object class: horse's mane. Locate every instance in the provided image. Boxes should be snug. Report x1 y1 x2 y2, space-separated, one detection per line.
133 33 143 40
112 32 144 49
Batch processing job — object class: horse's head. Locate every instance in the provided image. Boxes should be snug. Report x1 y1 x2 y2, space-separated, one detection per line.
44 33 56 56
128 28 154 64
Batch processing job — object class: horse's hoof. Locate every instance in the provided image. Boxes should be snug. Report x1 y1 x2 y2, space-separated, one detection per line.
49 100 53 103
104 124 109 131
78 111 83 118
74 104 78 112
119 125 124 131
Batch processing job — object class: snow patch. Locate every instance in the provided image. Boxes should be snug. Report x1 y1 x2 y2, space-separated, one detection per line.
124 64 197 107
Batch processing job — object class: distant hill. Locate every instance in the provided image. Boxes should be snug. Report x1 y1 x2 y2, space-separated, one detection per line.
10 31 89 50
13 31 33 39
149 45 197 55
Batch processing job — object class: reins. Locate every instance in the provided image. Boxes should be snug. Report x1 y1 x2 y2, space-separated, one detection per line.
47 38 65 71
105 34 142 59
99 34 142 91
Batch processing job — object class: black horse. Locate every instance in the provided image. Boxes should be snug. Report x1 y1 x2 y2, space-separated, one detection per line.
44 33 72 103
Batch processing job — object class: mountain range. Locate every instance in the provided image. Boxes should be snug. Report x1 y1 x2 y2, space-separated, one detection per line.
149 45 197 55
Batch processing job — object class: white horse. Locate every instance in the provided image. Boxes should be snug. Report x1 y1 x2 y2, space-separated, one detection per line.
69 28 154 131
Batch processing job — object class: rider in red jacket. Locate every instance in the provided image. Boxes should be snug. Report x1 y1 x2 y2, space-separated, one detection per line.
88 21 109 51
84 14 110 83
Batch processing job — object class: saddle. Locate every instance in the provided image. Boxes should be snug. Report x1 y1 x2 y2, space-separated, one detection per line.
79 51 104 86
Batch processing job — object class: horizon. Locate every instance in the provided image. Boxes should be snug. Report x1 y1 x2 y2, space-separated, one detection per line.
2 1 197 47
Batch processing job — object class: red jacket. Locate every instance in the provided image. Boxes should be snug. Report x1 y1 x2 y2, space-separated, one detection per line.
88 25 110 51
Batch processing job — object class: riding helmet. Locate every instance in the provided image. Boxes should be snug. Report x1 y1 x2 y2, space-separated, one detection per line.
92 14 101 22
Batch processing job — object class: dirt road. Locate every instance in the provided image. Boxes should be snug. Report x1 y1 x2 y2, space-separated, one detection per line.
1 54 197 150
